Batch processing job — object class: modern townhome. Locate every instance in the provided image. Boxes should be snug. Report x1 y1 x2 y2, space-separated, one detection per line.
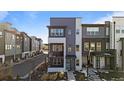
37 38 43 52
111 16 124 71
47 18 82 72
82 22 116 70
21 32 31 59
47 17 116 72
15 30 22 62
30 36 42 56
0 22 16 64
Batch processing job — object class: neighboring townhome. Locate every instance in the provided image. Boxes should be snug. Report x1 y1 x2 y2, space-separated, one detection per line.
82 22 116 70
0 22 16 64
30 36 37 56
111 16 124 71
47 17 82 72
21 32 31 59
47 17 116 72
15 30 22 62
37 38 43 53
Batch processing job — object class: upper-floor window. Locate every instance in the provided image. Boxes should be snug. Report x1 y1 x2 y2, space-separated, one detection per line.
76 59 79 66
16 36 19 39
12 35 15 40
52 44 63 52
122 30 124 33
96 42 101 51
106 42 109 49
76 29 79 34
90 42 95 51
0 31 2 35
116 29 120 33
84 42 89 51
76 45 79 51
0 31 3 38
68 47 72 52
87 27 99 35
68 30 71 35
50 29 64 37
106 27 109 35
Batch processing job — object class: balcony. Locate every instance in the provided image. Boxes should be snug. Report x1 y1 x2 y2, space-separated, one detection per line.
49 51 64 57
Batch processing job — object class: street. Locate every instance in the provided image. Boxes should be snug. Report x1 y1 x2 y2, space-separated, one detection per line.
12 54 46 78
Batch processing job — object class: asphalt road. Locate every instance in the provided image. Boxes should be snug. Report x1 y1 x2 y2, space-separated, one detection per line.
12 54 46 78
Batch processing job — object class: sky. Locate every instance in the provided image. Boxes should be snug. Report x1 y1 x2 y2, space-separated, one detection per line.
0 11 124 44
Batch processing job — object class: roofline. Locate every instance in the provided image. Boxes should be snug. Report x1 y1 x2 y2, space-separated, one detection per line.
50 17 82 19
113 16 124 18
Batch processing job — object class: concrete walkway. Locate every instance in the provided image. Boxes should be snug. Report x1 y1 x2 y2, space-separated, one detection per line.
82 67 101 81
67 71 75 81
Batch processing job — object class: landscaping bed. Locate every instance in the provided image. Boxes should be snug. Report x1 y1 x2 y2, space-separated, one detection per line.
41 72 68 81
99 71 124 81
73 71 86 81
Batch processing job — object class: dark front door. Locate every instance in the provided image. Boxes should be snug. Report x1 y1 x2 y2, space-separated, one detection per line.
0 58 2 63
66 58 75 71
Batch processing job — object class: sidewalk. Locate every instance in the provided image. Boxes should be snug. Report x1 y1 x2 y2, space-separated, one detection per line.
67 71 75 81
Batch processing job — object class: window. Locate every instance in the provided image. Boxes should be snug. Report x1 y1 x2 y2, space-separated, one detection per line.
16 36 19 39
87 27 99 35
68 47 72 52
76 45 79 51
5 44 7 50
116 29 120 33
96 42 101 51
68 30 71 35
122 30 124 33
76 29 79 34
12 35 15 39
106 42 109 49
17 45 20 48
84 42 89 51
90 42 95 51
0 31 2 35
76 59 79 66
106 27 109 35
50 29 64 37
52 44 63 52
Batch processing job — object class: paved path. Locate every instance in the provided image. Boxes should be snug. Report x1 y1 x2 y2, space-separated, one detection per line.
12 54 46 78
67 71 75 81
82 67 101 81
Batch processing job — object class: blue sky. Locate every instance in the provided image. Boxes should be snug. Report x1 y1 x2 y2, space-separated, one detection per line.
0 11 124 43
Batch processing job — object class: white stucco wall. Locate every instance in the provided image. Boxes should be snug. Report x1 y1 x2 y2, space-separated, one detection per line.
48 37 66 72
0 55 5 64
75 18 82 71
111 17 124 68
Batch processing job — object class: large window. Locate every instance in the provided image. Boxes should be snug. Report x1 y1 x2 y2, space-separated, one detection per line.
87 27 99 35
116 29 120 33
76 59 79 66
84 42 89 51
106 27 109 35
51 44 63 52
90 42 95 51
76 45 79 51
96 42 101 51
68 47 72 52
50 29 64 37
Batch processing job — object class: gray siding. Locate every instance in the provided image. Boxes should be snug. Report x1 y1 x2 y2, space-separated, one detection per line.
0 30 5 55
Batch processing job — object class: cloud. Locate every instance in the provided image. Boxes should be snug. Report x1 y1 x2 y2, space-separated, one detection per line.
0 11 9 21
27 11 40 19
94 11 124 24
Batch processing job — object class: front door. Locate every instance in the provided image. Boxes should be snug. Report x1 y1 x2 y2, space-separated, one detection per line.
66 58 75 71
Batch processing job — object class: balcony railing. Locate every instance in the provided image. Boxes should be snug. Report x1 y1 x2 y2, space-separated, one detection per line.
49 51 64 57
